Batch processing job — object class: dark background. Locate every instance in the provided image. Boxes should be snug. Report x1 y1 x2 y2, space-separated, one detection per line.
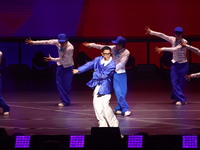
0 0 200 69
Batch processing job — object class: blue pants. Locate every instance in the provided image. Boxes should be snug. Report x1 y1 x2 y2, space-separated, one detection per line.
56 65 74 105
0 74 10 112
171 62 188 102
113 73 130 113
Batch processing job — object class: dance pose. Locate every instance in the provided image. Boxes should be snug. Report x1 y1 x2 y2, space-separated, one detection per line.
83 36 131 116
146 27 188 105
73 46 119 127
25 34 74 106
0 51 10 115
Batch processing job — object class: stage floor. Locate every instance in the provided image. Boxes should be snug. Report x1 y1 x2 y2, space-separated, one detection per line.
1 72 200 136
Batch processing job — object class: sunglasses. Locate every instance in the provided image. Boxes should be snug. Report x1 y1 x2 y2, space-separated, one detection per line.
103 53 111 56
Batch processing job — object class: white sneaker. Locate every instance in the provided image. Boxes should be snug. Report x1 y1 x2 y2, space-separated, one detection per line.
3 112 9 116
124 111 131 116
175 101 182 106
121 134 124 138
115 110 122 115
58 103 64 107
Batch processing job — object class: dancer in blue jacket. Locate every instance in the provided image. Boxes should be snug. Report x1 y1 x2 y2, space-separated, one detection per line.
73 46 119 127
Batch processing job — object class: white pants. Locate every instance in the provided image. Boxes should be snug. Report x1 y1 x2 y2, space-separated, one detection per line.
93 85 119 127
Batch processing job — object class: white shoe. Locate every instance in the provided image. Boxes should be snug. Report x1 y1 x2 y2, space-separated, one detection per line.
115 110 122 115
121 134 124 138
124 111 131 116
58 103 64 107
3 112 9 116
175 101 182 106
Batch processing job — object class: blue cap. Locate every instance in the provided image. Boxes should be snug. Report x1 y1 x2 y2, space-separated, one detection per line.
58 33 67 42
112 36 127 45
174 27 183 34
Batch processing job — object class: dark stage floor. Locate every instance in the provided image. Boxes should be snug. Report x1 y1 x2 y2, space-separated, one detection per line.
1 71 200 136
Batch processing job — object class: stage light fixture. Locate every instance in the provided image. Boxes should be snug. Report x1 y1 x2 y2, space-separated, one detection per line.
127 135 143 148
69 135 85 148
182 135 198 149
15 135 31 148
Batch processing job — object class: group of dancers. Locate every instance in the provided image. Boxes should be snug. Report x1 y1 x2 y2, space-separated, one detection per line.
1 26 200 128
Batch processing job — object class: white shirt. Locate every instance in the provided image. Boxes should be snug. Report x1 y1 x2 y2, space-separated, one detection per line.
32 39 74 68
89 43 130 74
150 30 188 63
101 57 112 66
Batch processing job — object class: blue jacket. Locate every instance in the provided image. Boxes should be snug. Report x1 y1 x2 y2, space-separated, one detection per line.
78 56 116 95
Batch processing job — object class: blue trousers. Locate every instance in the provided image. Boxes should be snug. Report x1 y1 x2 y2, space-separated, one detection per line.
56 65 74 105
113 73 130 113
0 74 10 112
171 62 188 102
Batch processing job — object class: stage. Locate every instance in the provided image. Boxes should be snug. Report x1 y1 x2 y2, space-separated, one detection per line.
1 70 200 137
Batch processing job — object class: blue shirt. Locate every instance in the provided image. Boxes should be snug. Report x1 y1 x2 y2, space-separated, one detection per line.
78 56 116 95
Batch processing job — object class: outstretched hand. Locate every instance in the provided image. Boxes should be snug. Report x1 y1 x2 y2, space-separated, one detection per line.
25 37 33 45
145 26 151 34
73 69 79 74
44 54 52 62
185 74 192 81
82 42 90 47
155 47 162 54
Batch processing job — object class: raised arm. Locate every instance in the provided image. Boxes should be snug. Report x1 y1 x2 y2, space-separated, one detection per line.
145 27 174 44
75 59 95 74
155 45 182 53
25 37 58 45
83 42 106 50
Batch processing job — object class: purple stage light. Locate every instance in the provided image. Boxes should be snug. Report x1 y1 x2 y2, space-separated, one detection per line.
69 135 85 148
182 135 198 148
15 135 31 148
128 135 143 148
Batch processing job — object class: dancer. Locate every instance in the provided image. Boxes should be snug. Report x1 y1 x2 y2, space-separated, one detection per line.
73 46 119 127
146 27 188 105
0 51 10 115
25 34 74 106
82 36 131 116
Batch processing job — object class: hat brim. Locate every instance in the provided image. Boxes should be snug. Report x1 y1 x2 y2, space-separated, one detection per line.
58 40 67 42
112 40 118 44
